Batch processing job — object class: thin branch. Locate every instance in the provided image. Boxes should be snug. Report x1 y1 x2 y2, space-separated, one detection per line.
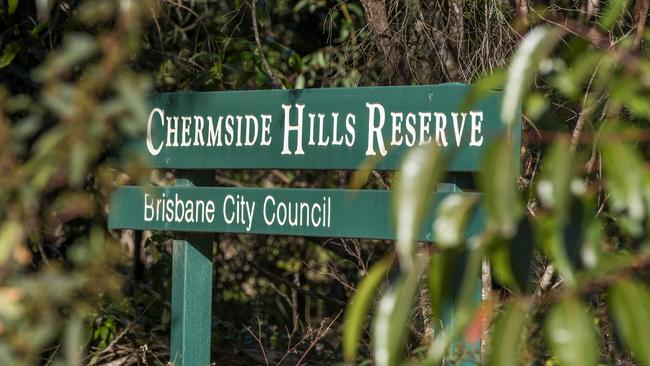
250 0 283 89
244 318 270 366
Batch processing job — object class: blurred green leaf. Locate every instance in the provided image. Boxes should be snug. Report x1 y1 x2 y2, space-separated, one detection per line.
609 279 650 365
0 221 22 265
486 300 528 366
394 143 445 270
64 315 83 366
502 26 561 126
536 215 576 288
600 0 629 31
373 259 426 366
490 218 535 294
579 211 603 270
479 136 522 237
343 256 392 362
551 51 603 99
69 141 90 187
462 71 506 112
523 92 548 121
546 297 598 366
0 42 21 68
537 138 575 222
8 0 18 15
33 33 98 81
600 130 646 234
428 249 460 324
427 244 484 364
433 194 478 248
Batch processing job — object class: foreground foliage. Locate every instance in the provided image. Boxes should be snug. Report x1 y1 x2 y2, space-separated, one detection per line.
3 0 650 365
345 2 650 365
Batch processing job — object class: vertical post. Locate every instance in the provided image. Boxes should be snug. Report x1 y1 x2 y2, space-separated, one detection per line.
439 174 482 366
170 171 214 366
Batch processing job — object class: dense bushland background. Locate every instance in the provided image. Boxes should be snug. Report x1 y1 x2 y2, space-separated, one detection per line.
2 0 650 365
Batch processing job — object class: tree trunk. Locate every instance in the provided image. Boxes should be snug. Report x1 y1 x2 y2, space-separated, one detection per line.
360 0 402 83
633 0 650 51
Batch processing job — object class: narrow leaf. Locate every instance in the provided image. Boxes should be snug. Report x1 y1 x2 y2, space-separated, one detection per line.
343 257 392 362
433 194 478 248
373 260 426 366
502 26 561 126
601 129 646 235
8 0 18 15
600 0 628 30
486 300 528 366
427 245 485 364
537 138 574 223
489 218 535 294
609 280 650 365
479 136 522 237
394 143 445 270
546 297 598 366
462 71 506 112
428 249 461 324
0 42 21 68
535 215 576 288
0 221 23 265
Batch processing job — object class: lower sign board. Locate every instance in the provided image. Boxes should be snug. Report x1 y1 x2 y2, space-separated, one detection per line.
109 186 484 241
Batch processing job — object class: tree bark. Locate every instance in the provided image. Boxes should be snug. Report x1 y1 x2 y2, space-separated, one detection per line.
360 0 402 83
515 0 530 25
586 0 600 19
633 0 650 51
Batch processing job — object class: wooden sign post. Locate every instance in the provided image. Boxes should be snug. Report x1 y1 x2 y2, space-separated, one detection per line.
108 84 519 365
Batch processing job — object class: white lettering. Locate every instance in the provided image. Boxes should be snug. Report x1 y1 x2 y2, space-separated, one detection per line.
281 104 305 155
146 108 164 156
366 103 387 156
470 111 484 146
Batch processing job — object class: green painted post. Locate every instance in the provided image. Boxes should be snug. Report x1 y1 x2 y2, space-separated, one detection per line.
170 171 213 366
438 177 482 366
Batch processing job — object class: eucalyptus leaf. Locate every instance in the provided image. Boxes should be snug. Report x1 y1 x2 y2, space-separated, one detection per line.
343 257 392 362
600 0 629 31
489 217 535 294
373 259 426 366
609 280 650 365
486 300 528 366
394 143 445 270
8 0 18 15
601 130 646 232
0 42 21 68
546 297 598 366
479 136 522 238
433 194 478 248
535 215 576 288
502 26 561 126
537 138 574 223
428 249 461 324
0 221 22 265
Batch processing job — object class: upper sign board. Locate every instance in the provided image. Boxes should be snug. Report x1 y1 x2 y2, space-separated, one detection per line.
136 84 514 171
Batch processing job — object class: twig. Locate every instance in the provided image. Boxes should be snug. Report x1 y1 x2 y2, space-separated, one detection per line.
535 264 554 298
372 170 390 189
215 175 247 187
295 311 342 366
244 318 270 366
250 1 283 89
252 260 348 306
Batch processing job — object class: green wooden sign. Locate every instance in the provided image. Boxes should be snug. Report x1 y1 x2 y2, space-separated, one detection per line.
109 186 484 240
134 84 512 171
108 84 520 366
